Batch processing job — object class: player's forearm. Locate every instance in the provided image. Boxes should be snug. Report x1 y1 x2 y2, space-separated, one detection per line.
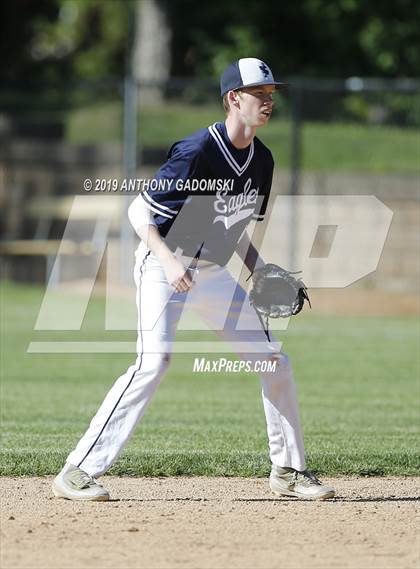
128 194 194 292
134 224 194 292
134 224 175 264
235 231 265 273
128 195 175 264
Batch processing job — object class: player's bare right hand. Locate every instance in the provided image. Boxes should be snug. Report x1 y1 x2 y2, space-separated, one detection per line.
163 257 194 293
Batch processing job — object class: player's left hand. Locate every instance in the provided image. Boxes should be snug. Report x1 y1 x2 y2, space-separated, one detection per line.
163 257 194 293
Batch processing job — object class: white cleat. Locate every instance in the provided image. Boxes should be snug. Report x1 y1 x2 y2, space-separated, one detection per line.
270 466 335 500
52 463 110 501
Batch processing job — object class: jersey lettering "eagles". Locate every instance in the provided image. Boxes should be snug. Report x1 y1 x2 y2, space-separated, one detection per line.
140 122 274 265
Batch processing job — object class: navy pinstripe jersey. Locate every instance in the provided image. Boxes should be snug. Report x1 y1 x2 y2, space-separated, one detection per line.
140 121 274 265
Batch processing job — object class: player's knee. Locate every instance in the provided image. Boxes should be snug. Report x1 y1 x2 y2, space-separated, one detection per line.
139 352 172 376
155 352 172 373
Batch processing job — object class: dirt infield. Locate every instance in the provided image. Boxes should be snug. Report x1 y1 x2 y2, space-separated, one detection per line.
1 476 419 569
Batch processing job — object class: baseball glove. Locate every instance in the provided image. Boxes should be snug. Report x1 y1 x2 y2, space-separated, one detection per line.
249 263 311 320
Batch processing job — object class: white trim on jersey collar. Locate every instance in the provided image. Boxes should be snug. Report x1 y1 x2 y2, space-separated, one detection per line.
208 123 254 177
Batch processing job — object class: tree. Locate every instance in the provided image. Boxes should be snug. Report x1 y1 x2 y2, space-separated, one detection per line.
163 0 420 79
2 0 419 87
1 0 133 84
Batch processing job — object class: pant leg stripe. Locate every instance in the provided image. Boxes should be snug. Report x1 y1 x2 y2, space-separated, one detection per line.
77 250 151 469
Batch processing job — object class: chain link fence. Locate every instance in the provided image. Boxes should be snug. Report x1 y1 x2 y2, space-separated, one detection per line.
0 77 418 295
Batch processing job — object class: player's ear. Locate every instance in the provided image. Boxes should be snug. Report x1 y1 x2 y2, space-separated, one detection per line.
228 89 241 109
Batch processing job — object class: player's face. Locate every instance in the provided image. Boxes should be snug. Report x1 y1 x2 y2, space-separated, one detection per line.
237 85 276 127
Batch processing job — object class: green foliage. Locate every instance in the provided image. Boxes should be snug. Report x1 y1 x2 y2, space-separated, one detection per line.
165 0 420 78
344 93 420 127
1 0 133 83
359 15 419 76
385 93 420 127
343 95 370 122
1 282 418 476
3 0 420 84
69 0 132 80
195 25 264 77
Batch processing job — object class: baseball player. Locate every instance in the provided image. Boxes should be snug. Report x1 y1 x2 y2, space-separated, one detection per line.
53 58 335 501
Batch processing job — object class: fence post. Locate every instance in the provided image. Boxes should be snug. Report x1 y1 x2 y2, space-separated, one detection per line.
120 75 138 284
289 80 303 268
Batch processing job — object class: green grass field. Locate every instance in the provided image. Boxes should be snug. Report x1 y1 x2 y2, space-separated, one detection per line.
0 282 419 477
66 102 419 174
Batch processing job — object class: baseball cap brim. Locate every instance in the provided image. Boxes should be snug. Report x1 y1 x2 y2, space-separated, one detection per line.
235 80 288 91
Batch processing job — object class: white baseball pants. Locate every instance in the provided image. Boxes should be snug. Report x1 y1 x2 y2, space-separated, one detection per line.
67 244 306 476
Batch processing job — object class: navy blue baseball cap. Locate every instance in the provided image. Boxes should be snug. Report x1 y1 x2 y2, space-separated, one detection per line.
220 58 286 96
